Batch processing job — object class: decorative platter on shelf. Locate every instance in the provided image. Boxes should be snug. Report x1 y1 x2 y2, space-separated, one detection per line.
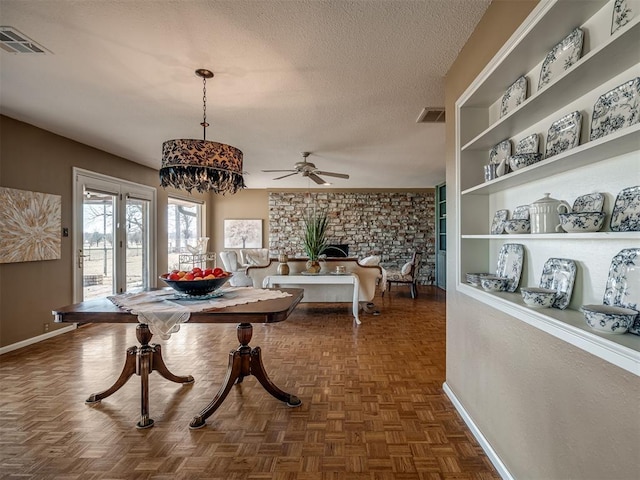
610 185 640 232
589 77 640 141
571 193 605 213
602 248 640 335
496 243 524 293
490 209 509 235
489 139 511 164
515 134 539 154
489 139 512 177
500 76 527 118
512 205 530 220
611 0 636 34
539 258 577 310
538 28 584 91
545 111 582 159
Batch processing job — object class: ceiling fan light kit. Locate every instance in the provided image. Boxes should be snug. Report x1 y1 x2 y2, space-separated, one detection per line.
160 69 245 194
263 152 349 185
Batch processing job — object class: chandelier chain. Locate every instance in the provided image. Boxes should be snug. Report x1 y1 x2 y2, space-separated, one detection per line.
201 75 209 140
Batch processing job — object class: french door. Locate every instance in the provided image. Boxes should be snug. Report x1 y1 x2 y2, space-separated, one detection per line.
73 168 156 302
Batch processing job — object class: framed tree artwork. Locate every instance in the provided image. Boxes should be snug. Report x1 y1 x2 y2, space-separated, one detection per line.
223 219 262 248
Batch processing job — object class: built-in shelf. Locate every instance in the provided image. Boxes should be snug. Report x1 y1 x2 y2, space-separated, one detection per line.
455 0 640 377
461 233 639 240
461 124 640 195
463 0 610 108
460 284 640 376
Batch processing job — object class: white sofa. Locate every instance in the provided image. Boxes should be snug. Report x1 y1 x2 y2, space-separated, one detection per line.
246 258 382 303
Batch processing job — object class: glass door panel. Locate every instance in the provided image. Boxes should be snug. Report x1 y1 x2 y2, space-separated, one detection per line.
167 197 203 271
74 169 156 303
82 190 116 301
125 197 150 291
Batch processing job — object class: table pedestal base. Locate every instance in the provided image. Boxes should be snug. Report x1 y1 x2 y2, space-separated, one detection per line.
85 323 194 429
189 322 302 429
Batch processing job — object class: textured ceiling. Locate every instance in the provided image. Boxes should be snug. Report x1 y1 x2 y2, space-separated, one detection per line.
0 0 490 189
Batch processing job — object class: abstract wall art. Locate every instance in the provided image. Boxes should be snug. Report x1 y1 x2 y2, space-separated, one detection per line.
0 187 62 263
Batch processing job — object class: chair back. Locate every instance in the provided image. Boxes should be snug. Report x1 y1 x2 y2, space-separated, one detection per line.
219 251 239 271
409 251 423 279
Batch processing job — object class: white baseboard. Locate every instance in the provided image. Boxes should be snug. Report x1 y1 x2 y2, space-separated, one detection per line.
442 381 513 480
0 324 77 355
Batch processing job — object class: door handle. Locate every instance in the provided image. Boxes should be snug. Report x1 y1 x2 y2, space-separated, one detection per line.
78 250 90 268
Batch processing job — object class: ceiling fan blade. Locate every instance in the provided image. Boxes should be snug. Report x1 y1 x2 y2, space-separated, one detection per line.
262 169 296 172
308 173 327 185
273 172 299 180
315 171 350 179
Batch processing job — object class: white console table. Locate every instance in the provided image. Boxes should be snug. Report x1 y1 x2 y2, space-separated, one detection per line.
263 273 361 324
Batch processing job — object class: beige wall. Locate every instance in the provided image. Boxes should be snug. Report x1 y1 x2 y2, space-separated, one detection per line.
210 189 270 257
0 116 206 347
444 2 639 479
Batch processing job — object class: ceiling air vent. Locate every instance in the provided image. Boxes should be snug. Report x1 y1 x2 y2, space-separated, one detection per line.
0 26 49 54
416 107 445 123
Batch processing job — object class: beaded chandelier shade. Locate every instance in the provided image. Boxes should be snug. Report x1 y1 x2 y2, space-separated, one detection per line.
160 69 245 194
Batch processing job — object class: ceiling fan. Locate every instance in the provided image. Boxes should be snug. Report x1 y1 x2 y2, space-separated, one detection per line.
262 152 350 185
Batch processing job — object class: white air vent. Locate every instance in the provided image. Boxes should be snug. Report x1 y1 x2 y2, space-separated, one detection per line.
416 107 445 123
0 26 49 54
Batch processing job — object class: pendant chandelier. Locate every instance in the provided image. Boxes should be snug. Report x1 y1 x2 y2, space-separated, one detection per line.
160 69 245 194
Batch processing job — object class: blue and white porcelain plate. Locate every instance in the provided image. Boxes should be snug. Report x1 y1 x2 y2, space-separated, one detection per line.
590 77 640 141
500 76 527 118
538 28 584 91
490 139 512 177
512 205 530 220
515 134 539 154
603 248 640 335
496 243 524 293
490 209 509 235
612 0 636 34
539 258 577 310
545 111 582 158
489 139 512 164
610 185 640 232
572 193 605 213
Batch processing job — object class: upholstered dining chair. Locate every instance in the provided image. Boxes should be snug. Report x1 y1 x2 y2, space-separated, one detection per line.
219 251 254 287
382 251 422 299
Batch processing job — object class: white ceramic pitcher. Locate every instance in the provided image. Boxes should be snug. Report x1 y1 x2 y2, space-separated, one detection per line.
529 193 570 234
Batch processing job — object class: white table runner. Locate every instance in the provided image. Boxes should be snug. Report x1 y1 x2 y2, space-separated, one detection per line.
109 287 292 339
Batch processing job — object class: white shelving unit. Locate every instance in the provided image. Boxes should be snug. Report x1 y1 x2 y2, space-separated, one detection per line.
455 0 640 376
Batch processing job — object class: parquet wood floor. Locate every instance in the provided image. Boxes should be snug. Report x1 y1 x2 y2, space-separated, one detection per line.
0 287 499 480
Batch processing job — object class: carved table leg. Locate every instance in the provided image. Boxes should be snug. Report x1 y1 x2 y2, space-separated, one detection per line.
250 346 301 407
86 346 137 404
151 344 195 385
189 322 301 429
189 350 244 429
136 343 154 429
86 323 193 429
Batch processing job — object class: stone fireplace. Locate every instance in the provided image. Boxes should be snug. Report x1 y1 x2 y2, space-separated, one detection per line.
268 191 435 285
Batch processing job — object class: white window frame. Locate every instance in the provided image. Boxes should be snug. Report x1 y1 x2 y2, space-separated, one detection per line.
72 167 157 302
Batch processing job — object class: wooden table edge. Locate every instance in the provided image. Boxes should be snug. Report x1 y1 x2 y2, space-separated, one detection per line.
52 288 304 324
